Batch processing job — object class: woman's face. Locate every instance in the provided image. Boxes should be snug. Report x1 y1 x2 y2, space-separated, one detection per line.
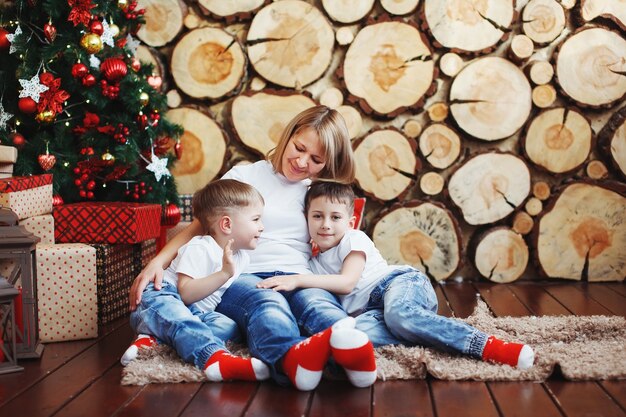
281 128 326 182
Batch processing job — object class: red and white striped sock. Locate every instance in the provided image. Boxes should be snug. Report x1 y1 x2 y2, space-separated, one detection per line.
204 350 270 382
482 336 534 369
330 328 377 387
120 334 157 366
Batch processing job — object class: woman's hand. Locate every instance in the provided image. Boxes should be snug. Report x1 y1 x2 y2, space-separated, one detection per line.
129 259 165 310
256 275 300 292
221 239 235 278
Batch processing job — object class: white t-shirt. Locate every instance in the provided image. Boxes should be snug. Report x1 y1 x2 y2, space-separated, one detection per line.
163 235 249 312
309 229 397 314
222 160 312 274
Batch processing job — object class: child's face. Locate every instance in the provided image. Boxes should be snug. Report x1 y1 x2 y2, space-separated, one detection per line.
307 196 355 253
230 201 264 251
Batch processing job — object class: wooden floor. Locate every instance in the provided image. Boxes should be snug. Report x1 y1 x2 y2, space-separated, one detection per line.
1 281 625 417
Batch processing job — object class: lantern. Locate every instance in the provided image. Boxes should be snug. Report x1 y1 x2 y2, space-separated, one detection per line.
0 276 22 374
0 208 43 358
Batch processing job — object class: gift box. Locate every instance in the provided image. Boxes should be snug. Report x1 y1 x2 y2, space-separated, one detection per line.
54 202 162 244
179 194 193 222
0 163 13 179
19 214 54 244
89 243 137 324
0 145 17 163
36 243 98 342
135 239 157 270
166 221 191 243
0 175 53 220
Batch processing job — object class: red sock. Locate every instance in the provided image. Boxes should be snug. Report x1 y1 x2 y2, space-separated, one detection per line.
282 327 333 391
482 336 534 369
331 328 377 387
120 334 157 366
204 350 270 382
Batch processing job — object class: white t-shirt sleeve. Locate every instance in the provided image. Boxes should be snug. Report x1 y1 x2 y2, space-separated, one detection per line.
175 240 221 279
336 231 371 265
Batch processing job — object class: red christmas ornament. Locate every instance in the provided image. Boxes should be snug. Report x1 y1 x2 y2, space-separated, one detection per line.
89 19 104 35
147 75 162 90
162 203 181 226
0 28 9 50
130 57 141 72
18 97 37 114
43 22 57 42
39 71 55 85
82 73 96 87
38 153 57 171
10 132 26 148
71 63 89 78
100 57 128 82
137 113 148 129
174 140 183 160
52 194 64 206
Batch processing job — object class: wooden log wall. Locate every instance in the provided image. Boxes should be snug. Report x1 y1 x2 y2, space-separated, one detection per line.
136 0 625 283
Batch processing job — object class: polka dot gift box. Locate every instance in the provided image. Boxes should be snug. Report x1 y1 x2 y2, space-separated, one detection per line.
0 174 53 220
36 243 98 343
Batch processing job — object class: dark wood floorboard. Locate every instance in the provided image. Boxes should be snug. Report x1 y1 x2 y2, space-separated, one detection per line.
1 282 623 417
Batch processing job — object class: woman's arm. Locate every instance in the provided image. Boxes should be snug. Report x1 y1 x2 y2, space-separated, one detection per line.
256 251 366 294
129 219 203 309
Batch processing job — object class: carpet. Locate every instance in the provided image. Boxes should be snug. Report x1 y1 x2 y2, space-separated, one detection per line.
121 300 626 385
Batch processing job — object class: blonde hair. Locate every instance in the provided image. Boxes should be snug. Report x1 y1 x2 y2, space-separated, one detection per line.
192 179 264 234
267 105 355 184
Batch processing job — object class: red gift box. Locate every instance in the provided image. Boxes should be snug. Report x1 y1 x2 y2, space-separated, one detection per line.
54 202 162 244
0 174 52 192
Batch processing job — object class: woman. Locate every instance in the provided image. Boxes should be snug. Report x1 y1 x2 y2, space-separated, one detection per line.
129 106 369 390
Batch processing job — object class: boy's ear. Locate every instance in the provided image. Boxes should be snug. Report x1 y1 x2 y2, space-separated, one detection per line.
219 215 232 234
348 215 357 230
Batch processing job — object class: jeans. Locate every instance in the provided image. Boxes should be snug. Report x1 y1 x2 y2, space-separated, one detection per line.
354 267 488 358
130 282 241 369
215 272 347 385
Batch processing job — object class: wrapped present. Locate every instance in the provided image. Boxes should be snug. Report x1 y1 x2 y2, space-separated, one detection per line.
179 194 193 222
54 202 162 244
0 175 53 220
19 214 54 244
135 239 157 270
0 162 13 179
36 243 97 342
89 243 137 325
0 145 17 163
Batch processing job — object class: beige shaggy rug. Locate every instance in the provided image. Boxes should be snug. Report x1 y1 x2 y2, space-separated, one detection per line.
121 301 626 385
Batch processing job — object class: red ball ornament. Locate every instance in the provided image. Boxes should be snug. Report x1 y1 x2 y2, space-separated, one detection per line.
39 71 54 85
10 132 26 148
131 57 141 72
89 20 104 35
100 57 128 82
162 203 181 226
52 194 64 207
43 22 57 42
38 153 56 171
72 63 89 78
18 97 37 114
87 191 94 199
0 28 10 50
82 74 96 87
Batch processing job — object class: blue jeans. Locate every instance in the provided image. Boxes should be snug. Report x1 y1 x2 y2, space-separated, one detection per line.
130 282 241 369
355 267 488 359
215 272 347 385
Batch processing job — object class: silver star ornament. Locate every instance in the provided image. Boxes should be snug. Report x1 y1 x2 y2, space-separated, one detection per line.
146 154 171 182
18 74 49 102
0 103 13 130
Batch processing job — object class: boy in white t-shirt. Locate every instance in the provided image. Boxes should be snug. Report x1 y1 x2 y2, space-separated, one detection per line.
258 181 535 371
122 179 270 382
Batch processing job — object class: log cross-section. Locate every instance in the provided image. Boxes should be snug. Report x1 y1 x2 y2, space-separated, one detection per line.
448 152 531 225
246 1 335 88
522 107 592 174
534 182 626 281
471 227 529 283
372 201 462 281
597 105 626 179
423 0 515 54
354 129 420 201
341 19 436 117
450 57 532 141
522 0 566 45
136 0 186 47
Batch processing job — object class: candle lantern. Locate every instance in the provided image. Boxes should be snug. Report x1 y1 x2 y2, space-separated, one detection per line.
0 275 22 374
0 207 43 358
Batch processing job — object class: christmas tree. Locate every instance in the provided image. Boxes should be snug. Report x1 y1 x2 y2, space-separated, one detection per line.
0 0 182 206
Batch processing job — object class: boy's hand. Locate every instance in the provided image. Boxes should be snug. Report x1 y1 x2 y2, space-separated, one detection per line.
221 239 236 278
256 275 299 292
